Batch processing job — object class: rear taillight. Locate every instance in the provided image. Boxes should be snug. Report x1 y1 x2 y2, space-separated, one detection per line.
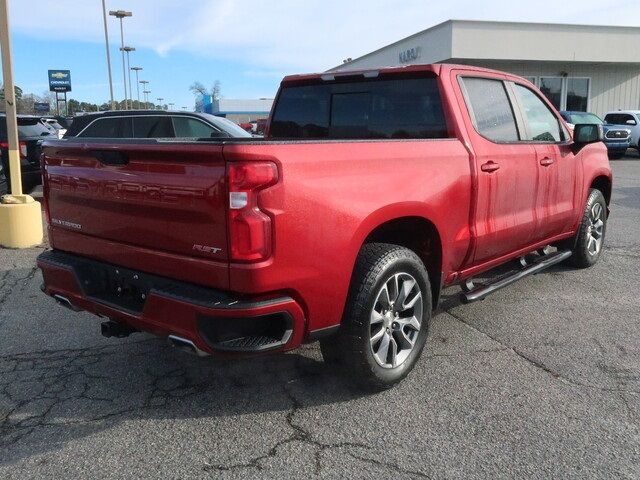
0 141 28 158
227 161 278 262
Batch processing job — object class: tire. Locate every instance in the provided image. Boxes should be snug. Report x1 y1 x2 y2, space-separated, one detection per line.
0 168 7 196
567 189 607 268
607 151 624 160
320 243 432 390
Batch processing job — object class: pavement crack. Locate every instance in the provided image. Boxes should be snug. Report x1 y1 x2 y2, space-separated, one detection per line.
346 451 432 479
445 309 640 396
203 363 370 475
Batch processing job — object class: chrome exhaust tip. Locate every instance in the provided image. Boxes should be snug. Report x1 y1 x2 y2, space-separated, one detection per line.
167 335 209 357
53 294 83 312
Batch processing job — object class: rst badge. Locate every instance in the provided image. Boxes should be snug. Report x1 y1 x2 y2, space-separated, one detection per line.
193 244 223 254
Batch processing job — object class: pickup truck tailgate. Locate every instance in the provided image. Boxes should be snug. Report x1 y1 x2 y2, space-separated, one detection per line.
43 141 229 264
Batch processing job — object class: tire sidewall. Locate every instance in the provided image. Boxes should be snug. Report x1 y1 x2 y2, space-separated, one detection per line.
358 254 432 385
575 189 607 267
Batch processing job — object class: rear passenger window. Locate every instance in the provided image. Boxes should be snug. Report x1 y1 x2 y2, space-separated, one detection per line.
78 118 123 138
461 77 519 142
270 76 448 139
132 116 173 138
172 117 218 138
513 84 563 142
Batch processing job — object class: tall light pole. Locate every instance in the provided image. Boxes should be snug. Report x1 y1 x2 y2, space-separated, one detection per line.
109 9 132 109
0 0 43 248
143 90 150 107
139 79 148 107
168 102 175 110
157 97 164 110
121 46 135 108
131 66 142 106
101 0 115 109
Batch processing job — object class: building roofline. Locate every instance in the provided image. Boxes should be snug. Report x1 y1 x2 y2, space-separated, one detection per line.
329 19 640 71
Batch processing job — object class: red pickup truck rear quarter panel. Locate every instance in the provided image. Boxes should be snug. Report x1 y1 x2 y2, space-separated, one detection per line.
223 139 472 333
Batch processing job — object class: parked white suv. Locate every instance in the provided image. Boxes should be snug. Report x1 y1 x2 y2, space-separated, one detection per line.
603 110 640 150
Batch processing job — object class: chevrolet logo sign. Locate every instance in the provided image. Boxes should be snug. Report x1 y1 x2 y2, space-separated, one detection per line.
51 72 68 79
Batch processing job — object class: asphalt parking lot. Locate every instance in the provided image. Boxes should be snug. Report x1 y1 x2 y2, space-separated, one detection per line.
1 157 639 479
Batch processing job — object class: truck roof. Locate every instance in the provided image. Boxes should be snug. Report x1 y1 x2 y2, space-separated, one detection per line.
281 63 517 84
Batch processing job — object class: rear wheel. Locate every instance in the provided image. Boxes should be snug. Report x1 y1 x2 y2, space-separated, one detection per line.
567 189 607 268
320 243 432 390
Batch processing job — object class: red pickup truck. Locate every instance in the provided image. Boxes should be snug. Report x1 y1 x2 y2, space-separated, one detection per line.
38 64 611 390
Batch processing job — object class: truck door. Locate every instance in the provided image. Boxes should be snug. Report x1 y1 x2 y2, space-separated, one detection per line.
509 83 581 240
457 76 540 264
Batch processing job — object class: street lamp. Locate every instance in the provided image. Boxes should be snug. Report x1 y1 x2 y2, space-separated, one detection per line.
109 9 132 109
168 102 175 110
120 46 135 108
101 0 115 109
139 80 149 107
157 97 164 110
131 66 142 105
143 90 151 107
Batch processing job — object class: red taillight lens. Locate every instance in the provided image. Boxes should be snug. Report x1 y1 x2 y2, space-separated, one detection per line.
227 161 278 262
0 141 28 158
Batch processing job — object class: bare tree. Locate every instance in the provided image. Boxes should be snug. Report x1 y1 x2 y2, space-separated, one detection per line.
189 81 207 96
189 80 222 99
211 80 222 100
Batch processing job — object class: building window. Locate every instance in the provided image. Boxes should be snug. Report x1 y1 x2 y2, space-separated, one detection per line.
566 78 590 112
524 76 538 87
539 77 564 110
539 76 590 112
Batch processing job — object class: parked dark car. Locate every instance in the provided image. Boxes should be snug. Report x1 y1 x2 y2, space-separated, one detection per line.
64 110 251 139
560 111 631 159
0 114 53 195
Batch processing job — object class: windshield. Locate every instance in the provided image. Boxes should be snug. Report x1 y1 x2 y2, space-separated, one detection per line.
567 113 602 125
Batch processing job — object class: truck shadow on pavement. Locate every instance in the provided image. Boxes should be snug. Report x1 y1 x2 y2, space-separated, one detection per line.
0 337 366 465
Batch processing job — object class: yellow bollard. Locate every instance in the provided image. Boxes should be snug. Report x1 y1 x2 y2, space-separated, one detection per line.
0 0 44 249
0 194 43 248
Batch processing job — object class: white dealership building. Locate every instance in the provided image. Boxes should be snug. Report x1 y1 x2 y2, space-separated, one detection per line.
330 20 640 116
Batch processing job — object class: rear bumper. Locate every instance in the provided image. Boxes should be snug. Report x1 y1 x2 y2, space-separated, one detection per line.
37 250 306 356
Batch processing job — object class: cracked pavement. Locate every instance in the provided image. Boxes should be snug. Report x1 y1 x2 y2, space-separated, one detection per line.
1 158 639 479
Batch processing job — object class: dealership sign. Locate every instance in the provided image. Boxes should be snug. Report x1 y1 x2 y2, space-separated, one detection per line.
34 102 50 113
399 47 421 63
48 70 72 92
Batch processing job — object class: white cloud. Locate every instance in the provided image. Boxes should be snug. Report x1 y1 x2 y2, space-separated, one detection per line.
10 0 640 74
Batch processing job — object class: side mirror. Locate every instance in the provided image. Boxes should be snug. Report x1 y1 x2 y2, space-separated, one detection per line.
626 119 637 126
572 123 603 152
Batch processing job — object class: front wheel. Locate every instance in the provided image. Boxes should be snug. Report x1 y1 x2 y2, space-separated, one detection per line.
567 189 607 268
320 243 432 390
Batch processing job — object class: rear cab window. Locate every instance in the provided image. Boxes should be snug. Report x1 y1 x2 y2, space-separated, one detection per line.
269 74 449 139
16 118 53 138
604 113 637 126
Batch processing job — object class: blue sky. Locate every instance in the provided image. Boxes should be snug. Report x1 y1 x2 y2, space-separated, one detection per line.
5 0 640 109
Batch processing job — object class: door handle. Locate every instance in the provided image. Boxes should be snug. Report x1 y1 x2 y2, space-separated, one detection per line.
480 161 500 173
539 157 555 167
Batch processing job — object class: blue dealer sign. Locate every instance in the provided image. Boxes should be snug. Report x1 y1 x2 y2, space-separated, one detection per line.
48 70 72 92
